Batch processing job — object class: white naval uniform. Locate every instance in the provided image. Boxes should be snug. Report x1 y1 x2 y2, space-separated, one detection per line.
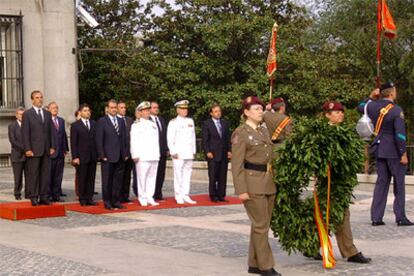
167 116 196 201
130 118 160 205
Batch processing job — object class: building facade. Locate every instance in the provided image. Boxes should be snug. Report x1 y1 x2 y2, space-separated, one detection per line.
0 0 78 159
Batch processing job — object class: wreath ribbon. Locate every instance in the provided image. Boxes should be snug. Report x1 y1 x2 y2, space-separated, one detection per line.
313 164 336 268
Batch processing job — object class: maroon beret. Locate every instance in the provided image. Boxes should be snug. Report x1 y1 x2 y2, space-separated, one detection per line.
323 101 345 112
270 97 285 107
242 96 265 110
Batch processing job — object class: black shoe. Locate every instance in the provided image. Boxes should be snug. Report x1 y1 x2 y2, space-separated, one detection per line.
347 252 372 264
260 268 281 276
372 221 385 226
94 192 98 195
154 196 164 201
211 197 219 203
396 218 414 226
53 197 65 203
30 199 39 206
218 198 229 202
80 201 87 206
15 195 22 200
39 199 52 206
104 203 113 210
86 201 98 206
120 198 131 203
60 193 67 197
112 204 126 209
248 267 261 274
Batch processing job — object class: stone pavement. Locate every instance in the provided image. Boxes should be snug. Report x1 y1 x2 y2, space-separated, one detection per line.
0 166 414 275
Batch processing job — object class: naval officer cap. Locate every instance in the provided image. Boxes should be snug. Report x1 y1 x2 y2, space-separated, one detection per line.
175 100 189 109
136 101 151 111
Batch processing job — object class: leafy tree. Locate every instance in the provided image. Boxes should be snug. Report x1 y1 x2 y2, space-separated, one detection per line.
77 0 413 142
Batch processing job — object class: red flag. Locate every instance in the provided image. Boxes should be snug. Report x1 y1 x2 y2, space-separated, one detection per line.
380 0 397 39
266 22 278 79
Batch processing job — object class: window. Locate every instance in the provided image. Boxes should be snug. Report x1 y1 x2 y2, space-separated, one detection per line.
0 15 23 110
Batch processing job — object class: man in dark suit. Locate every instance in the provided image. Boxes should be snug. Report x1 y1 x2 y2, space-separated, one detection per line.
48 102 69 202
71 104 98 206
96 99 129 210
150 101 169 200
8 107 26 200
21 90 56 206
117 101 134 203
201 103 231 202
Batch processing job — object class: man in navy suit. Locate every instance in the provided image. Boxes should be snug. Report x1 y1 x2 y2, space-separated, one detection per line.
201 103 231 202
358 82 413 226
71 104 98 206
117 101 134 203
48 102 69 202
96 99 129 210
21 90 56 206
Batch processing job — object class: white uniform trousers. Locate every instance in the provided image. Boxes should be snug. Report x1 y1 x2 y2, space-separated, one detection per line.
135 161 159 204
173 159 193 201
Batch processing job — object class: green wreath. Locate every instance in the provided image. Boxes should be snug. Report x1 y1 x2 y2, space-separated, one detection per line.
270 117 365 257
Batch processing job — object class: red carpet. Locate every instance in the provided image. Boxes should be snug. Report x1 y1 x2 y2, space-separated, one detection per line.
64 194 241 215
0 202 66 220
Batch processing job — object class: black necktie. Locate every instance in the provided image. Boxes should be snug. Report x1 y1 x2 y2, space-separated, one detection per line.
37 108 43 122
86 120 90 130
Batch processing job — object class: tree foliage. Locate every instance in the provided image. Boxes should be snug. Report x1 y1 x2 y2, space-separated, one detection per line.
78 0 413 140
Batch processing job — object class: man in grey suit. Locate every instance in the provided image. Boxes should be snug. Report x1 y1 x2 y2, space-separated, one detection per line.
22 90 56 206
8 107 26 200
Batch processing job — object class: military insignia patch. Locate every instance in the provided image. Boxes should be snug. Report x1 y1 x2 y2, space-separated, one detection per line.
246 96 252 103
400 112 405 119
329 102 334 110
231 134 239 145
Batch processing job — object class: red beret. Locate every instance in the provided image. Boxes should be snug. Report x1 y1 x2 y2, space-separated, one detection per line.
270 97 285 107
242 96 265 110
323 101 345 112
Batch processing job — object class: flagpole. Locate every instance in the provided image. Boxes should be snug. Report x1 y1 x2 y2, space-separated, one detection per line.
267 22 278 102
376 0 382 88
269 79 273 102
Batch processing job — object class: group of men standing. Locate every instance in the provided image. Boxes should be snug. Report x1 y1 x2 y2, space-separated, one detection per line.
7 91 172 209
8 91 69 206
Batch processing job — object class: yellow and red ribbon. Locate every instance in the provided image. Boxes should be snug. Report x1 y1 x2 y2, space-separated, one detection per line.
313 164 336 269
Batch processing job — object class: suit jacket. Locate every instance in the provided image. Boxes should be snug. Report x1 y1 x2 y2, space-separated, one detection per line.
8 121 26 162
70 119 98 164
50 116 69 159
201 118 231 162
21 107 56 157
118 115 134 158
151 115 168 156
96 115 128 163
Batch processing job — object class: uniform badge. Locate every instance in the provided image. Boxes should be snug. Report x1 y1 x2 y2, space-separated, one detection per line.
328 102 334 110
246 96 252 103
231 134 239 145
400 112 405 119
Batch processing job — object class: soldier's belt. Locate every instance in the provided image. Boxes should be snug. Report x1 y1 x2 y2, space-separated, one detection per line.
244 162 267 172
